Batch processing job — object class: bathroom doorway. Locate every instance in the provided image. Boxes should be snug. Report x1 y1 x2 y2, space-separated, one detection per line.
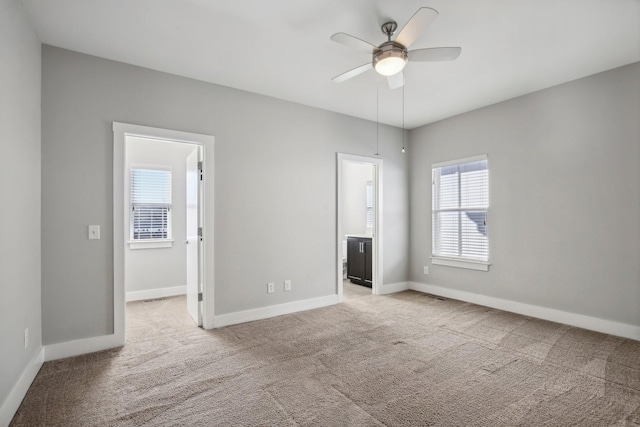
336 153 383 301
113 122 215 347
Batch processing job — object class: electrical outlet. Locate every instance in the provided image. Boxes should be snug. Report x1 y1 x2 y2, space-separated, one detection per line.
24 328 28 349
284 280 291 291
424 266 429 275
267 282 275 294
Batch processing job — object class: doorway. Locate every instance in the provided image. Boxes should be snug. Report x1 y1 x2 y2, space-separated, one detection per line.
336 154 383 301
124 137 201 325
113 123 214 345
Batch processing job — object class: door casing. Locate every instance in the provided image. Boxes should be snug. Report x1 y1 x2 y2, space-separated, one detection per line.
336 153 383 300
113 122 215 345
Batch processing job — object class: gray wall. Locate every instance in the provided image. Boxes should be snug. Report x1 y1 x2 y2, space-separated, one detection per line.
0 0 42 407
41 46 409 345
125 138 195 294
409 62 640 326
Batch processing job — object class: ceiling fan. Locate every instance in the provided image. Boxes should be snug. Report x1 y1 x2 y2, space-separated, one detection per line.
330 7 461 89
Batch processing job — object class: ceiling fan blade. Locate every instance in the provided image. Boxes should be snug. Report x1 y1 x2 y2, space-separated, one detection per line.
408 47 461 62
332 63 373 83
395 7 439 48
330 32 379 54
387 72 404 90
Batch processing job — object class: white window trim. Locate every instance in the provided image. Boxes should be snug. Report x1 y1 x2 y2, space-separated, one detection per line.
129 240 174 250
431 154 490 271
431 256 490 271
432 154 488 169
128 163 173 249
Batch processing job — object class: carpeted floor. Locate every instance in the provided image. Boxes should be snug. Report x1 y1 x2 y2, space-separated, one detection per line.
11 282 640 426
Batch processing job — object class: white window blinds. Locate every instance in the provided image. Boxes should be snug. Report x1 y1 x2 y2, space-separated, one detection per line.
432 156 489 262
130 167 172 241
366 181 374 228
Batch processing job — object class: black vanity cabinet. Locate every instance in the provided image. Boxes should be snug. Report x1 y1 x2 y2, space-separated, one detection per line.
347 237 372 287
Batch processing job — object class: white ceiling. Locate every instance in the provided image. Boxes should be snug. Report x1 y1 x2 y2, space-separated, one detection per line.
22 0 640 129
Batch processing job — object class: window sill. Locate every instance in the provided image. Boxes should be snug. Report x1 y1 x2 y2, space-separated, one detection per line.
431 256 490 271
129 240 173 250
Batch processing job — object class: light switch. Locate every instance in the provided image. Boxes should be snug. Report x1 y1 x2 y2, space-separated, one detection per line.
89 225 101 240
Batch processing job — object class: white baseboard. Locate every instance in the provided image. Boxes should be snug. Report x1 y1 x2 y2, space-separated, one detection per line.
44 332 124 362
408 282 640 341
378 281 409 295
0 347 44 427
126 285 186 302
44 293 336 358
212 294 339 328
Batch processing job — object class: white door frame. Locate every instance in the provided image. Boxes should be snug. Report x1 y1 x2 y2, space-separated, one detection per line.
336 153 383 301
113 122 215 343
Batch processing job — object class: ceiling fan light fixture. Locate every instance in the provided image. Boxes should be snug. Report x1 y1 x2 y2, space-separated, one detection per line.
373 43 407 76
374 55 407 76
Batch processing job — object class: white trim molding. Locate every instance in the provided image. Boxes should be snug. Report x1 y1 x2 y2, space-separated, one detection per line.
378 282 410 295
128 240 173 250
45 293 333 361
43 334 124 362
0 347 44 427
126 286 187 302
431 257 490 271
336 153 383 301
408 282 640 341
113 122 216 333
213 295 339 328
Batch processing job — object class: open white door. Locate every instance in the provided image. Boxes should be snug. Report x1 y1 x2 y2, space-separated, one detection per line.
186 147 202 325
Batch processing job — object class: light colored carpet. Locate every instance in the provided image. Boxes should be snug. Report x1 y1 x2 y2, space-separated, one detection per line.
11 282 640 426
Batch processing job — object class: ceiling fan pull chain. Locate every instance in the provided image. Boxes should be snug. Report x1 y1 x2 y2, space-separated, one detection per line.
375 74 380 156
402 83 406 153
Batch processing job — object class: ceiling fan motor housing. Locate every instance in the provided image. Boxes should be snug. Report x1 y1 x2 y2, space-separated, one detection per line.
373 41 408 76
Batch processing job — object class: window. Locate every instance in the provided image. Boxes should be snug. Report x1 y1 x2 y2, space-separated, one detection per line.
366 181 374 229
432 155 489 270
130 166 172 246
